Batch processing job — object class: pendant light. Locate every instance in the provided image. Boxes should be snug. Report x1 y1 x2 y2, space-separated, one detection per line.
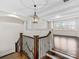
32 5 39 23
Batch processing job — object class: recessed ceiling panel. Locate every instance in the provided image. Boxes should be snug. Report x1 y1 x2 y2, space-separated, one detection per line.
0 0 78 21
20 0 48 9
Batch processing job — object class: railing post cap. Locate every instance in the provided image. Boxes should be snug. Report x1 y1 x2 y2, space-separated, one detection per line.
20 33 23 34
33 35 39 37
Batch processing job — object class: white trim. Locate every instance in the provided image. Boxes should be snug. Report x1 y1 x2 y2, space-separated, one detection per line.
50 50 75 59
46 53 57 59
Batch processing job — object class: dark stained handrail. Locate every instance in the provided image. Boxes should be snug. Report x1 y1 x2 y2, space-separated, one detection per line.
39 31 51 39
23 35 34 39
22 31 51 39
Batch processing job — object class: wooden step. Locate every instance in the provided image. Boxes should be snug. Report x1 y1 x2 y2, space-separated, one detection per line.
47 50 68 59
41 55 52 59
47 51 56 56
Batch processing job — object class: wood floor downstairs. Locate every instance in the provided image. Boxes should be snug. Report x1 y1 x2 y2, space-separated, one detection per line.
0 52 28 59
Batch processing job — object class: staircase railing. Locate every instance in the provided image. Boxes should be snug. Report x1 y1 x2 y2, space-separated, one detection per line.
23 35 34 59
15 31 51 59
39 31 51 59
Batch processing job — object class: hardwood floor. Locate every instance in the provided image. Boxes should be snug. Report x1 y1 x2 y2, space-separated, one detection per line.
0 52 28 59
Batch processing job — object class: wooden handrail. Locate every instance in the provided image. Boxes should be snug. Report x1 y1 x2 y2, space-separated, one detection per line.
39 31 51 39
23 35 34 39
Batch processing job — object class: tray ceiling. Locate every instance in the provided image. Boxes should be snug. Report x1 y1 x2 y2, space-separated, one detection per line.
0 0 78 21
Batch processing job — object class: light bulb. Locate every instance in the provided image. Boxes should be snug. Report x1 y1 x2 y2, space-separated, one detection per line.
32 15 39 23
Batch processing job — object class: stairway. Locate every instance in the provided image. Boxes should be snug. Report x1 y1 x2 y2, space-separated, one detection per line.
41 50 68 59
41 51 60 59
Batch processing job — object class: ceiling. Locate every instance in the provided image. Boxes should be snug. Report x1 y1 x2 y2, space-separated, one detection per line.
0 0 79 21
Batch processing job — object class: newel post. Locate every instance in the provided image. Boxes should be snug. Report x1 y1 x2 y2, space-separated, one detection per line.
34 35 39 59
20 33 23 52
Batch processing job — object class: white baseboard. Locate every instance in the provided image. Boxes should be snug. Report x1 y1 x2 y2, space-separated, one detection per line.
0 49 15 57
50 50 75 59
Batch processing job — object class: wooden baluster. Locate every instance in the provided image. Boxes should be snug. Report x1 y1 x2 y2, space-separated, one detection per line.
15 42 17 52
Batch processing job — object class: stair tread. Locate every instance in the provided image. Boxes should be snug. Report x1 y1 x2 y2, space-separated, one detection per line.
47 50 69 59
47 51 55 56
41 55 52 59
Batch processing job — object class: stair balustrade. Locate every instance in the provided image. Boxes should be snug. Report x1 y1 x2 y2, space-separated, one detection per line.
15 31 51 59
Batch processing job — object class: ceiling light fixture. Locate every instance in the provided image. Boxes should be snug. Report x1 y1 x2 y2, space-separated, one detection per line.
32 4 39 23
55 15 61 18
63 0 69 2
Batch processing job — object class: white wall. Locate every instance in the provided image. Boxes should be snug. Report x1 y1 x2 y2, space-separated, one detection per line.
0 22 23 57
24 19 50 37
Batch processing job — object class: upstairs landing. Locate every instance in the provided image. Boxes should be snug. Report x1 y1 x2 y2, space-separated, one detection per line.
0 52 28 59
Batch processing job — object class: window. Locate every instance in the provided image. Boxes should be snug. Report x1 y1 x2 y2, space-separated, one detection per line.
53 20 76 30
54 35 78 57
50 22 53 29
